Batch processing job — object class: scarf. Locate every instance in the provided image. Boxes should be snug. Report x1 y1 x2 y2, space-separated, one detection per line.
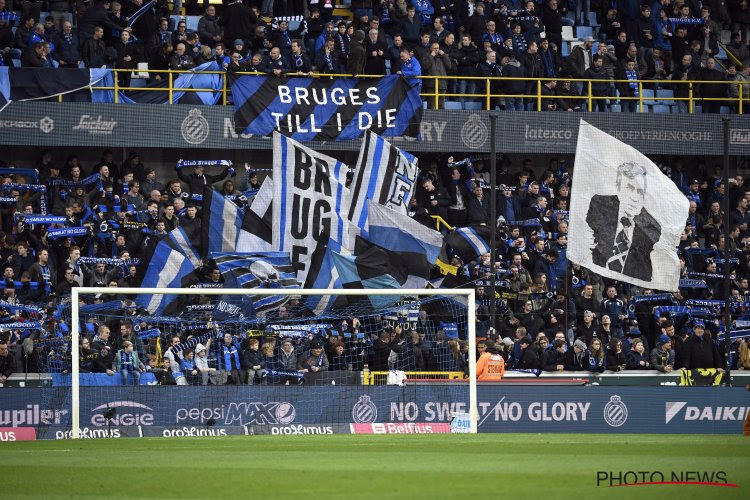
626 69 639 95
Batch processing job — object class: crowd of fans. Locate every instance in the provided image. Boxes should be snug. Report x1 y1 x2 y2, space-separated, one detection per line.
1 0 750 110
0 148 749 387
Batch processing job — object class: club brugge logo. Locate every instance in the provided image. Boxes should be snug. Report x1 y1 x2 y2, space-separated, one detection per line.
603 395 628 427
460 114 487 150
181 108 209 145
352 395 377 424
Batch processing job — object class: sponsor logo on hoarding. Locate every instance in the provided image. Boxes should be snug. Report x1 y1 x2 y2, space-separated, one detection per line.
270 425 334 435
603 395 628 427
55 427 122 439
0 427 37 441
90 401 154 426
0 404 68 426
181 108 210 144
524 124 573 143
350 423 451 434
72 115 117 135
460 114 488 149
352 395 377 423
665 402 750 424
730 129 750 145
0 116 54 133
175 402 296 426
161 427 228 438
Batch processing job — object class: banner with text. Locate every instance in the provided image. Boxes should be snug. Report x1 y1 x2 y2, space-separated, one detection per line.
231 75 422 141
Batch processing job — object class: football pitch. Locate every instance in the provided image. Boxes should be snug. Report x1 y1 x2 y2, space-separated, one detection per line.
3 434 748 499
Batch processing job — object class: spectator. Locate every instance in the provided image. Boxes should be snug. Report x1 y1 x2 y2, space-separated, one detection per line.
347 30 367 75
586 337 606 372
297 340 329 384
565 338 588 370
52 21 80 68
197 5 223 47
0 342 15 384
364 28 386 75
517 335 540 369
626 338 651 369
683 323 723 370
242 337 265 384
82 26 107 68
113 340 144 385
542 338 567 371
218 333 243 385
616 58 640 112
194 341 216 385
651 334 676 373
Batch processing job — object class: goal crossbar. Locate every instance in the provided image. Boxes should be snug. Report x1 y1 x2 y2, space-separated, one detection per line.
70 287 477 437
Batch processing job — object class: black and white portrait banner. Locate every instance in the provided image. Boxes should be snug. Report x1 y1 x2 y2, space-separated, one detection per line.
568 120 689 291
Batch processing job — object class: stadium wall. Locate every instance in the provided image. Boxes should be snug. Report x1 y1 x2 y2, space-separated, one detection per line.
1 386 747 438
1 103 750 155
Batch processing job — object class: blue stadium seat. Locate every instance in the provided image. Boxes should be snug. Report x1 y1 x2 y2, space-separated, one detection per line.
526 102 535 111
11 58 20 67
642 88 656 105
720 106 731 114
652 104 671 113
464 101 482 110
562 42 570 57
186 16 200 32
656 88 674 104
716 46 727 60
444 101 462 110
610 104 621 112
693 105 702 113
639 104 651 112
588 12 600 26
129 78 148 88
576 26 593 39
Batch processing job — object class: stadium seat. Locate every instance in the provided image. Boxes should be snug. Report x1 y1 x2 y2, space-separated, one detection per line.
464 101 482 110
186 16 200 32
562 26 575 42
576 26 593 39
444 101 462 110
692 105 702 113
129 78 148 88
11 58 20 67
588 12 600 26
720 106 731 114
652 104 671 113
642 88 656 105
561 42 570 57
716 46 727 60
656 88 675 104
639 104 651 112
611 104 621 112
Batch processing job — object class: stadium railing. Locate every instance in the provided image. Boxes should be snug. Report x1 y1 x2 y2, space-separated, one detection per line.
78 69 747 114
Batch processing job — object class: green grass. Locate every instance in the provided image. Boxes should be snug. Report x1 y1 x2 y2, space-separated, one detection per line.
2 434 749 499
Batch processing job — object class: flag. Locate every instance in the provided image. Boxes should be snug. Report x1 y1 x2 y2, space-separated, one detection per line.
445 225 492 263
237 177 273 252
331 237 402 309
231 75 422 141
344 131 419 230
1 68 109 104
272 132 350 286
568 120 689 291
201 186 244 258
364 200 442 288
213 252 299 314
135 239 198 315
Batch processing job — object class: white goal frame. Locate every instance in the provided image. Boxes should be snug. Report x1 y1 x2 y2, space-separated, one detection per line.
70 287 477 438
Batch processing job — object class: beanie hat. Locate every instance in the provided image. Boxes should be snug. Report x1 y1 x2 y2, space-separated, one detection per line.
658 334 671 346
574 339 587 351
520 335 532 345
502 337 513 348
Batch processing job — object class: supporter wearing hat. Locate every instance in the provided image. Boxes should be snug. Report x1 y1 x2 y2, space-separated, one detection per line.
650 334 676 373
683 321 723 371
297 339 329 384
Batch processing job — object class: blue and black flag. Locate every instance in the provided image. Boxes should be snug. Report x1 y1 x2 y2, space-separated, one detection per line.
445 225 493 263
0 68 109 104
230 75 422 141
212 252 299 314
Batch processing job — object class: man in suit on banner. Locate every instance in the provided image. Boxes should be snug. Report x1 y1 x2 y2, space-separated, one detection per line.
586 161 661 282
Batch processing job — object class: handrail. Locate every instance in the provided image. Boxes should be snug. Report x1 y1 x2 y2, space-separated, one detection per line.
76 68 749 113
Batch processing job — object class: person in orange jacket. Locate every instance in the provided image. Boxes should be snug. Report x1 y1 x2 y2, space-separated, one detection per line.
476 341 505 381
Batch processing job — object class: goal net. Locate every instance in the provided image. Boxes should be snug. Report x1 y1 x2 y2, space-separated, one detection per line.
44 288 477 439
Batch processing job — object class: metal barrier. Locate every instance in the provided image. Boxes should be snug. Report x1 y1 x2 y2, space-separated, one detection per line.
92 68 747 113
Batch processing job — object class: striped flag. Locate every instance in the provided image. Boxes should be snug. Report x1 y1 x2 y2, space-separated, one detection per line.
237 177 273 252
344 131 418 231
445 225 492 263
331 237 402 310
135 238 198 315
213 252 299 313
364 200 442 289
201 186 244 257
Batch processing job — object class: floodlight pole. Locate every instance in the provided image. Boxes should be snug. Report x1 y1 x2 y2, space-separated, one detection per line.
722 117 732 386
489 113 498 328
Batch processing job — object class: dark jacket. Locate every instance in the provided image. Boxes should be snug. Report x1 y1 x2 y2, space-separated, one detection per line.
625 349 651 369
456 44 479 76
517 345 540 370
79 4 122 36
683 334 722 369
52 31 81 65
466 194 490 226
218 1 256 42
347 39 366 75
605 346 627 372
242 347 265 369
82 37 107 68
565 348 588 371
369 338 393 370
650 346 676 372
0 350 16 378
541 348 566 371
586 351 606 373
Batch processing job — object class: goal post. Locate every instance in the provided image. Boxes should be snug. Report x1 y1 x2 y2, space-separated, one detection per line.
69 287 478 438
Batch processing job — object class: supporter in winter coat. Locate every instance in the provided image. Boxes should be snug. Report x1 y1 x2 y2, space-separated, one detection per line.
242 338 265 384
626 338 651 370
565 339 588 370
605 338 627 372
541 339 567 371
586 337 606 373
683 323 723 370
650 335 676 373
